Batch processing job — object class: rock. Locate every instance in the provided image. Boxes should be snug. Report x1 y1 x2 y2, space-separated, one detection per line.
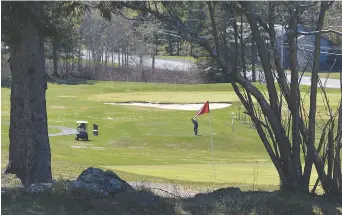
68 167 134 197
25 183 53 194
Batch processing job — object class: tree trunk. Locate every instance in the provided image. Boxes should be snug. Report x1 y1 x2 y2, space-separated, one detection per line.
5 4 52 187
155 32 158 56
121 50 124 67
240 13 246 79
71 54 75 75
66 52 71 77
334 71 342 192
327 128 334 180
87 49 90 69
242 2 280 120
140 55 144 82
232 83 288 184
287 4 302 189
101 48 104 64
97 50 102 63
303 2 330 193
77 47 81 76
251 40 256 82
104 48 108 67
242 1 296 190
118 49 121 68
168 35 173 56
62 57 65 77
152 50 155 70
126 49 129 68
52 37 59 77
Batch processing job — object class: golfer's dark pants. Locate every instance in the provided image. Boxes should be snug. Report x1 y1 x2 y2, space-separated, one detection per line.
194 126 198 135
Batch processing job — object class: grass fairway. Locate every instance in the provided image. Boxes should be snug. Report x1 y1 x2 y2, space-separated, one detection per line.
104 163 318 189
1 79 339 192
104 163 279 184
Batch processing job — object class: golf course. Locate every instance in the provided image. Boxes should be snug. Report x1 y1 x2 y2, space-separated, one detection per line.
2 79 340 192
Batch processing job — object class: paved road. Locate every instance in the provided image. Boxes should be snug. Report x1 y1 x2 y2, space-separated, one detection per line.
81 49 340 88
1 123 76 137
245 70 340 89
49 126 76 137
287 73 340 89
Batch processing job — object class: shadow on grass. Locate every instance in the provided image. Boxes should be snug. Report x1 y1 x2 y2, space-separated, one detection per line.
1 77 95 89
2 181 341 215
182 189 342 215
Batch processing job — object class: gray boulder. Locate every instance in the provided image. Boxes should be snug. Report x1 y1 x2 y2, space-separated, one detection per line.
68 167 134 197
25 183 53 194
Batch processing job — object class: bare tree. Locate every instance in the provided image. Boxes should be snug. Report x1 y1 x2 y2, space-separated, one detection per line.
115 1 342 195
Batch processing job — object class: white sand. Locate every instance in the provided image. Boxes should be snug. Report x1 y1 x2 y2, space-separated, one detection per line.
104 102 231 111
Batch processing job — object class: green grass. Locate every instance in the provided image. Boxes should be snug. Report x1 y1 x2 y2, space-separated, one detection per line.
104 163 283 185
1 79 341 192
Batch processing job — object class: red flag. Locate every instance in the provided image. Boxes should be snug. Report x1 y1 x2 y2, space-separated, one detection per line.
195 101 210 116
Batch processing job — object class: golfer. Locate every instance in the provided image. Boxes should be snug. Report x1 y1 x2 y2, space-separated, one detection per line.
191 118 199 135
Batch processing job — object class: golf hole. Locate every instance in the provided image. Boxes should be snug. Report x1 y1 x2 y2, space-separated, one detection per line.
104 102 232 110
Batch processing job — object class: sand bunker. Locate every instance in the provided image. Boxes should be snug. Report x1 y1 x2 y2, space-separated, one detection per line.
104 102 231 110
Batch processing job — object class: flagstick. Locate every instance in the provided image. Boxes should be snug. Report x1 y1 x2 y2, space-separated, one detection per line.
209 112 216 180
